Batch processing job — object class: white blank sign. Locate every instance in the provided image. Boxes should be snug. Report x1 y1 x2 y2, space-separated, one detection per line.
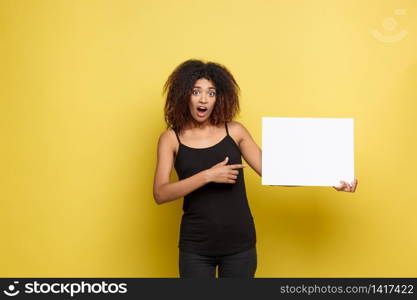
262 117 354 186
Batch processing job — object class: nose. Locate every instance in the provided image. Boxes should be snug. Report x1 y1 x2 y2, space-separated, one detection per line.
199 93 208 103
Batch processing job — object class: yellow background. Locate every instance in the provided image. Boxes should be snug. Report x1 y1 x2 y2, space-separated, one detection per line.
1 0 416 277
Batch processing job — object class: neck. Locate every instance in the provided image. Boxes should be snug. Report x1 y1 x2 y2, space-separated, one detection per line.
187 119 212 130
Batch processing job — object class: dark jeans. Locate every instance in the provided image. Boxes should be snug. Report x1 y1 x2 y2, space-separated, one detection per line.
179 246 257 278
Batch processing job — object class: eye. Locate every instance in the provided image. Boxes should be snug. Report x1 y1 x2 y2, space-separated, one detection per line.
209 91 216 97
192 89 200 95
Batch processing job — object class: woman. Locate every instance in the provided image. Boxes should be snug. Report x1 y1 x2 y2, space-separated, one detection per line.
153 59 358 278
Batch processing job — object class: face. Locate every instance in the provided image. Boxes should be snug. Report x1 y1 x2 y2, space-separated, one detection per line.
188 78 216 124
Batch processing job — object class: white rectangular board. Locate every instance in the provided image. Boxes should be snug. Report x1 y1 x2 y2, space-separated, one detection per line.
262 117 354 186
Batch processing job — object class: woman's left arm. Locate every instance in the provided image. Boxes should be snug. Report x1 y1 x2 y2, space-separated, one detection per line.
231 121 358 193
231 121 262 177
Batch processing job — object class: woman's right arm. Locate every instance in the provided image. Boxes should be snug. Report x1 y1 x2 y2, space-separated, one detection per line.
153 130 209 204
153 130 245 205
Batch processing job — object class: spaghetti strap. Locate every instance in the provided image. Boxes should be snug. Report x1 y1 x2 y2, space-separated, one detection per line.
174 130 182 145
225 122 229 136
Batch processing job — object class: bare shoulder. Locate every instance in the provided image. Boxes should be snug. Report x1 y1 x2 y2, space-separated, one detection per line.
158 129 178 153
227 121 251 144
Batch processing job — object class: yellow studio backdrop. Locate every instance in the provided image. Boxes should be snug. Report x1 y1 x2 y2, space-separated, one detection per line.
1 0 416 277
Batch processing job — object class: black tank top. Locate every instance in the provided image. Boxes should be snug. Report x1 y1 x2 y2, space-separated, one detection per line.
173 122 256 256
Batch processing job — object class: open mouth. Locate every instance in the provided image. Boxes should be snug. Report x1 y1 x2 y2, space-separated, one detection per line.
196 106 208 117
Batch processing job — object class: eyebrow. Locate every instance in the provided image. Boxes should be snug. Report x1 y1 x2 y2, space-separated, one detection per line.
193 86 216 90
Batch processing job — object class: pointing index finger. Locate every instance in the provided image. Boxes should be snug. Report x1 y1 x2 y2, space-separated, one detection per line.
229 164 247 169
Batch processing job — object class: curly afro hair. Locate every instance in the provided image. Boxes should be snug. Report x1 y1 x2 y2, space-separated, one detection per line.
162 59 240 133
